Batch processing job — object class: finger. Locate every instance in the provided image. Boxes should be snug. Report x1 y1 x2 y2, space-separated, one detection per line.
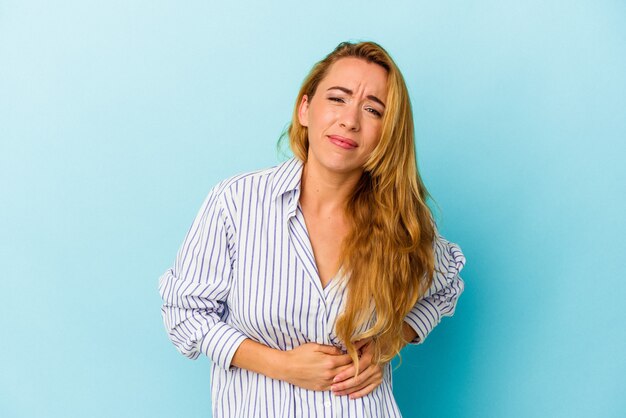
334 379 370 397
334 374 379 397
350 352 372 374
335 367 383 397
333 353 374 384
348 382 378 399
316 344 343 355
331 353 354 368
333 364 356 384
355 339 373 356
332 365 377 392
360 340 375 355
333 363 353 376
353 338 372 351
317 350 353 369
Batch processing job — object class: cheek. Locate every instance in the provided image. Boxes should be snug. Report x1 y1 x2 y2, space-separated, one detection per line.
364 125 383 149
313 104 338 124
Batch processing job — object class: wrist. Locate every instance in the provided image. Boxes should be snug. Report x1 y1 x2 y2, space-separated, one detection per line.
252 341 287 381
264 347 286 381
231 339 287 381
401 321 418 346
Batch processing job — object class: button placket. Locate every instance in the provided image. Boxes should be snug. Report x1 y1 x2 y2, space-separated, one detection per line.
317 301 329 344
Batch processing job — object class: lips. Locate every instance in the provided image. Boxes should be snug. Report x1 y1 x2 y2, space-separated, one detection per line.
328 135 358 149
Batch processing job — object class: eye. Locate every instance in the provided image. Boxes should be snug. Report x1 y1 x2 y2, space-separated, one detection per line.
328 96 345 103
365 107 382 117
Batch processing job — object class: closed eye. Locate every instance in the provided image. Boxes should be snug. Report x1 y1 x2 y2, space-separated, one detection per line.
328 96 345 103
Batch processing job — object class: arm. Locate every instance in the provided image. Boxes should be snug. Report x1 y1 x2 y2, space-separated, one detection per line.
403 232 466 345
159 182 353 385
401 321 418 347
158 183 248 371
331 234 465 398
230 338 284 380
231 338 354 391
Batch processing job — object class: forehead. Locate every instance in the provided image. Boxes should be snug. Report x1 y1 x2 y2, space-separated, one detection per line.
320 57 388 96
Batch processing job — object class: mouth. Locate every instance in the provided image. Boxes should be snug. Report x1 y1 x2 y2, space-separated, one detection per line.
327 135 358 150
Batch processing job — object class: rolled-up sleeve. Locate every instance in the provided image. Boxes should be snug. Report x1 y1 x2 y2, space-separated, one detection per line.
158 183 247 371
404 232 466 345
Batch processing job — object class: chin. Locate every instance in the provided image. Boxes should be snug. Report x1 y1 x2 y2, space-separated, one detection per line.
322 156 364 174
308 145 366 174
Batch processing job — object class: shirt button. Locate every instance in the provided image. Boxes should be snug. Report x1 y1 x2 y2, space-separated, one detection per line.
324 400 331 408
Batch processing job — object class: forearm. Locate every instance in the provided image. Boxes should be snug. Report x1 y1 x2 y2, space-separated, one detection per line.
401 321 419 348
230 338 285 380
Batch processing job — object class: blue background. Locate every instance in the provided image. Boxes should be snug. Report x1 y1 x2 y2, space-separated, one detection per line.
1 1 624 417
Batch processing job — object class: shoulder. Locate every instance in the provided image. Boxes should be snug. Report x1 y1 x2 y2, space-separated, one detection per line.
207 158 297 206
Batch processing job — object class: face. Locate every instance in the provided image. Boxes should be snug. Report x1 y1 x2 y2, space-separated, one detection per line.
298 57 388 176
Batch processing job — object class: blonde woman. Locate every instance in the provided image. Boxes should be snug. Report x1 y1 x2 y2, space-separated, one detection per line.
158 41 466 417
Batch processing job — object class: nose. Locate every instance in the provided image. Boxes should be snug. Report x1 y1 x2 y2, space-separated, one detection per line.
339 102 360 131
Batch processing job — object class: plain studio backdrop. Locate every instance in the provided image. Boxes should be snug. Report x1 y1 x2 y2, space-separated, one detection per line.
1 1 624 417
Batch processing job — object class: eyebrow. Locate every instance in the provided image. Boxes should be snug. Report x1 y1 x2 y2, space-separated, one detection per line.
326 86 386 109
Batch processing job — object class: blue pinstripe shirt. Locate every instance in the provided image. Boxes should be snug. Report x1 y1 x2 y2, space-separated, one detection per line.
158 156 466 417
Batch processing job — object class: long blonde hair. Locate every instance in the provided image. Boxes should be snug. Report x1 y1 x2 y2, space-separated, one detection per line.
285 41 436 374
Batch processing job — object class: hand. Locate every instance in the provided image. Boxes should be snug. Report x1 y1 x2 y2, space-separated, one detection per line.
330 338 386 399
280 342 354 391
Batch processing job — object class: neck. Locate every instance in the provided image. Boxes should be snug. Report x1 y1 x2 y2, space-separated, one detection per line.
299 157 363 215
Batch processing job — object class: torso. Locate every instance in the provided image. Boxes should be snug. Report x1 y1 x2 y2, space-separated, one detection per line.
300 204 349 289
200 157 402 416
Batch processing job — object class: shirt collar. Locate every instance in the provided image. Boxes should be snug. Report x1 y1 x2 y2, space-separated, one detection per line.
271 156 304 202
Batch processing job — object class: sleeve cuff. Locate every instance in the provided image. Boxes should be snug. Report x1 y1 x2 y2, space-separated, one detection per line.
403 298 442 345
199 321 249 371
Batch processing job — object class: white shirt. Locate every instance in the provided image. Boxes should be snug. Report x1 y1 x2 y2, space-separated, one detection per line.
158 156 466 417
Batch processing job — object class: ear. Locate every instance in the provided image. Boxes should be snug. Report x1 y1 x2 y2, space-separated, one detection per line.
297 94 309 127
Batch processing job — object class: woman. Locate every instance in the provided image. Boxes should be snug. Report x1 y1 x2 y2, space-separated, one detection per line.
158 41 466 417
